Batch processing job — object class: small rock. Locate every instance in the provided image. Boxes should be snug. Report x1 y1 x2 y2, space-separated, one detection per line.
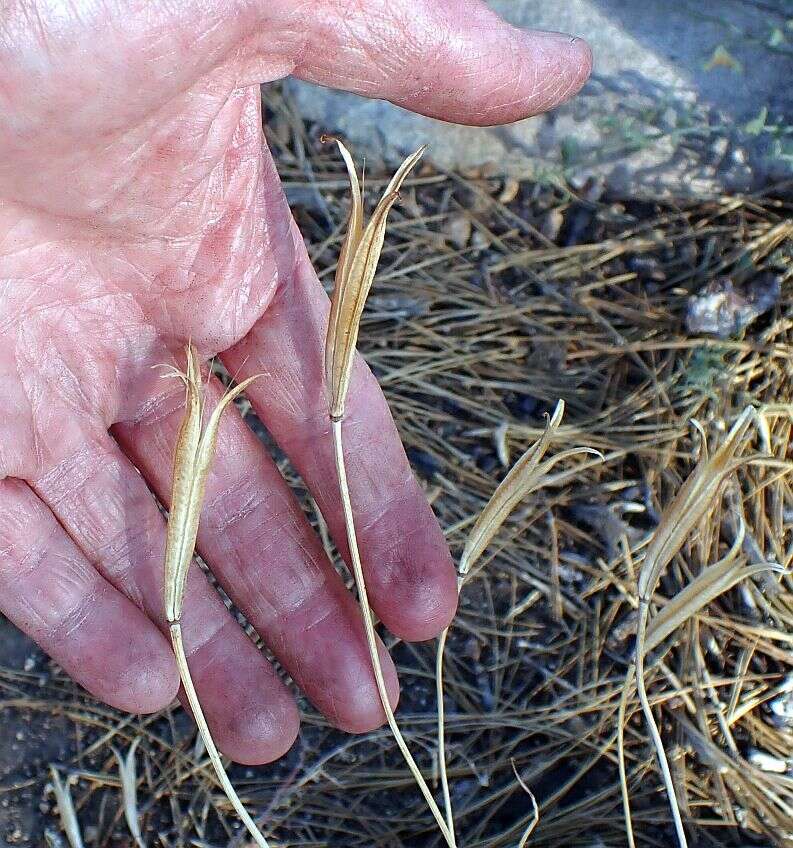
366 294 429 319
747 748 788 774
540 208 564 243
471 230 490 250
498 177 520 204
686 273 780 337
445 214 471 248
767 674 793 728
708 135 729 165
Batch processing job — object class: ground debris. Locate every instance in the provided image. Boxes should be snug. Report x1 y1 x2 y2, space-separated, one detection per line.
686 271 781 337
2 107 792 848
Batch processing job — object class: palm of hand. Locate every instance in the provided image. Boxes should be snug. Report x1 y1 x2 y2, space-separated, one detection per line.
0 0 590 763
2 64 284 470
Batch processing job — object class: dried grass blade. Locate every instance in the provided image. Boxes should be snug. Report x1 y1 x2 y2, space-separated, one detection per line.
511 760 540 848
49 768 84 848
112 738 145 848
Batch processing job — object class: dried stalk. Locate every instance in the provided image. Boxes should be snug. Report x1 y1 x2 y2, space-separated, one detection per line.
511 760 540 848
435 401 601 837
323 139 457 848
621 406 759 848
162 345 270 848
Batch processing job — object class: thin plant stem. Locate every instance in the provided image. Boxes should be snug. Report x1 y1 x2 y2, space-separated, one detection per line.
618 675 637 848
434 411 595 842
635 602 689 848
331 418 457 848
435 624 455 840
170 623 272 848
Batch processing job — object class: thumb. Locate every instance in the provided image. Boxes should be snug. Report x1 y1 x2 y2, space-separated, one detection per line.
290 0 592 126
0 0 589 143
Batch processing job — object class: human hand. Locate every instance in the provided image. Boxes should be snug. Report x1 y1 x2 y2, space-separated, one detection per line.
0 0 590 763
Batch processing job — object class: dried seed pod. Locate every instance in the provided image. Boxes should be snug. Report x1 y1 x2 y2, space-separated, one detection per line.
161 344 270 848
163 345 259 623
627 405 759 848
460 401 601 577
637 406 756 605
324 138 426 420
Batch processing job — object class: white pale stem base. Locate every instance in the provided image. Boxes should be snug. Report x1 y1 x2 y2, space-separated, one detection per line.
331 418 457 848
170 623 271 848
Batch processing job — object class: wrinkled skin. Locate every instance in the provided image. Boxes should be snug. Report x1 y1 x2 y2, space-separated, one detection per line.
0 0 591 763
